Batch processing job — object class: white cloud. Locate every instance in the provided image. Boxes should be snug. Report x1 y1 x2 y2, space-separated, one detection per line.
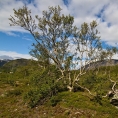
4 31 19 37
106 41 118 47
22 37 32 41
0 0 118 53
0 0 25 32
0 50 32 59
0 0 69 33
112 54 118 60
67 0 118 45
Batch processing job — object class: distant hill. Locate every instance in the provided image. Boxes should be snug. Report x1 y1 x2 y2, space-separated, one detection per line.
0 55 14 67
85 59 118 69
1 58 118 72
0 59 11 67
0 58 33 72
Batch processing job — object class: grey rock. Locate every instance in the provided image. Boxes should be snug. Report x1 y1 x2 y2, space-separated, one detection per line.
110 91 118 106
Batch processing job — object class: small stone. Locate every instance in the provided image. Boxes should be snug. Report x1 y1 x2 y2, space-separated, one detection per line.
110 92 118 107
75 112 81 115
14 109 17 111
1 94 5 97
64 109 71 115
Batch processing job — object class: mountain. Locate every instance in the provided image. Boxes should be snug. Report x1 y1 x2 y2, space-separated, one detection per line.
0 55 30 67
0 59 11 67
0 55 13 60
0 58 33 72
85 59 118 69
0 55 14 67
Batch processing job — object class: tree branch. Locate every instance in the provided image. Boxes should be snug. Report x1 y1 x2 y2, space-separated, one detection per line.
75 83 95 96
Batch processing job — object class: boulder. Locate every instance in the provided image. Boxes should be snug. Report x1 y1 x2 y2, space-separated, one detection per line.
110 90 118 107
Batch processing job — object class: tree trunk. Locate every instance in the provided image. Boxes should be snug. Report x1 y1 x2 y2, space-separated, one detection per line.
67 85 73 92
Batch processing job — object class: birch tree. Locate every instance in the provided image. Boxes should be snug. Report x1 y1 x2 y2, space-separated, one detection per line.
9 5 114 92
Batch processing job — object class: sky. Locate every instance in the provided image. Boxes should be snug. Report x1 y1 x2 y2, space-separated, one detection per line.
0 0 118 59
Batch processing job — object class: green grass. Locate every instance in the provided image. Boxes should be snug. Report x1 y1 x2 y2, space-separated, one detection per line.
0 59 118 117
48 91 118 117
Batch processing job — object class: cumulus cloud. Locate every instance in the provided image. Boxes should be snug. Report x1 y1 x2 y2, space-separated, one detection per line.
67 0 118 44
0 0 118 55
0 0 68 32
0 0 24 32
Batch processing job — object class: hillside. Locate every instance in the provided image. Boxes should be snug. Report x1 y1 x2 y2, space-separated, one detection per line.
0 59 10 67
0 59 118 117
85 59 118 69
0 59 33 72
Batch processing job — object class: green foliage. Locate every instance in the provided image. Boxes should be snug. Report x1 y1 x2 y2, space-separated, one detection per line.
0 60 68 109
7 88 23 96
50 96 61 107
23 88 42 108
23 84 58 108
91 93 103 105
49 91 118 117
6 79 16 86
9 6 75 73
82 65 118 89
0 59 118 117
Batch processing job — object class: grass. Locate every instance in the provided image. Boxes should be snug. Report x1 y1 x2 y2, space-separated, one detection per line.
0 60 118 117
0 83 118 117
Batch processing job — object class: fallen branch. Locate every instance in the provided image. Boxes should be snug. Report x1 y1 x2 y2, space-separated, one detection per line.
75 83 95 96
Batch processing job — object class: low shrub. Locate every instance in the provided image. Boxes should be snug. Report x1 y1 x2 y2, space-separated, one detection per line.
23 84 59 108
91 93 102 105
7 89 22 96
49 95 61 106
24 88 42 108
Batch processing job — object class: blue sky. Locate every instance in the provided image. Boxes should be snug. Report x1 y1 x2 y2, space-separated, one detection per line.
0 0 118 59
0 32 33 53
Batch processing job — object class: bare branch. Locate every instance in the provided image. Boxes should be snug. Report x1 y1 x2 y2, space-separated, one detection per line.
110 79 117 93
75 83 95 96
